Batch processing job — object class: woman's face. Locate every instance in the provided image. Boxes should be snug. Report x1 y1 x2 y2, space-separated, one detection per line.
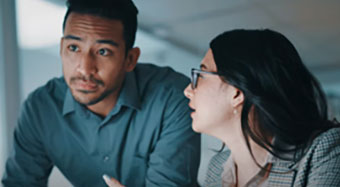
184 49 240 135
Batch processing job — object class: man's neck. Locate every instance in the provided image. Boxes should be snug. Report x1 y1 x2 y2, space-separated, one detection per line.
87 91 120 117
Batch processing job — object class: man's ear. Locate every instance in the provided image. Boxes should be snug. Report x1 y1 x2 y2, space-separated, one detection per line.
125 47 140 72
231 87 244 108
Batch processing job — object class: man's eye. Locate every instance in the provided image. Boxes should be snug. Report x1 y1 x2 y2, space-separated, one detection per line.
98 48 112 56
68 45 79 52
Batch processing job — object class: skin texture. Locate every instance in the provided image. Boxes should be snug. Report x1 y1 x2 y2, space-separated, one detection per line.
103 174 124 187
60 12 140 117
184 49 241 136
184 49 269 186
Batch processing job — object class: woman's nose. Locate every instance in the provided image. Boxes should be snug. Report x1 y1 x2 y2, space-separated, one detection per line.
184 84 193 98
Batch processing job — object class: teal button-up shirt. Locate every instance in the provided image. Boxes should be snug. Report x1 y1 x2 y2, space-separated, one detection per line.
2 64 200 187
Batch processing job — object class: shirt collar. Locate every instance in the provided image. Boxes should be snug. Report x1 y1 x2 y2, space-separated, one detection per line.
62 71 141 116
63 89 76 116
222 152 273 186
116 70 141 110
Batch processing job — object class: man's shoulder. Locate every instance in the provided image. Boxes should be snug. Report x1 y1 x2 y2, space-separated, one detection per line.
26 77 67 104
134 63 190 91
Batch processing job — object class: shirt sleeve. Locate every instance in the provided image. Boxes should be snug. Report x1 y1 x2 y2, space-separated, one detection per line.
2 98 53 187
145 88 201 187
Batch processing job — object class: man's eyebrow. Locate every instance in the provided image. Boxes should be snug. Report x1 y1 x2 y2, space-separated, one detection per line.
62 35 119 47
63 35 82 41
96 39 119 47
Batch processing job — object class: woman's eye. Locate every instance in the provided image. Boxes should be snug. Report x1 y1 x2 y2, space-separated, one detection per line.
98 48 112 56
198 74 204 79
68 45 79 52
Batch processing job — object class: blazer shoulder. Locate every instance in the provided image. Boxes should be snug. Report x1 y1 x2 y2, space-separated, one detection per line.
301 127 340 170
310 127 340 155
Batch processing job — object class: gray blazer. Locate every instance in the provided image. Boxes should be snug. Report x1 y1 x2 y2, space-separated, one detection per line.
204 127 340 187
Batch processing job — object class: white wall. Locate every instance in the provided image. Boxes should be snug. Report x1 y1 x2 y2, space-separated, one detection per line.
0 7 6 178
0 0 21 179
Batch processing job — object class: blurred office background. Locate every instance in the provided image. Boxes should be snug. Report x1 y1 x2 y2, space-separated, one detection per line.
1 0 340 186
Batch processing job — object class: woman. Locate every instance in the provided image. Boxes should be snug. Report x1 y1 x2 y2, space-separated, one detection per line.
184 29 340 187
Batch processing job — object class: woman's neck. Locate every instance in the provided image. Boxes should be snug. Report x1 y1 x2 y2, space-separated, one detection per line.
221 123 269 186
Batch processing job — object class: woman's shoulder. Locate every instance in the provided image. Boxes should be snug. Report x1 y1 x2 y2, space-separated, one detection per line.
295 127 340 168
294 127 340 186
297 127 340 172
309 127 340 156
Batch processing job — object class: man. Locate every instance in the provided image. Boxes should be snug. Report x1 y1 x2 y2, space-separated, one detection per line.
2 0 200 186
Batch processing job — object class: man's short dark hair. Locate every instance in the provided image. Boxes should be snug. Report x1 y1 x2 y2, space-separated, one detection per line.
63 0 138 51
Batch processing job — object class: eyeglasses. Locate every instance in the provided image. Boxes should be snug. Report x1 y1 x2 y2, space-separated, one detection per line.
191 68 219 89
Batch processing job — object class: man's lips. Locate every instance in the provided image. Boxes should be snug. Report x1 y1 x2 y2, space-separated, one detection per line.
70 79 101 92
77 81 98 91
70 76 104 92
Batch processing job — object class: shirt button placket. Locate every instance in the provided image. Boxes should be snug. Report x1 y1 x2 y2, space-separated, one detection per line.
103 156 110 162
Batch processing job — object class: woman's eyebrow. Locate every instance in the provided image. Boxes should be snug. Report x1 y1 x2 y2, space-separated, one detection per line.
200 64 207 70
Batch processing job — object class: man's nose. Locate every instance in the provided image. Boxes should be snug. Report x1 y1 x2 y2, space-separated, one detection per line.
77 53 97 76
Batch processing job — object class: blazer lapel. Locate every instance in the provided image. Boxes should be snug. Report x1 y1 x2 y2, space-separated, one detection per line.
267 160 298 186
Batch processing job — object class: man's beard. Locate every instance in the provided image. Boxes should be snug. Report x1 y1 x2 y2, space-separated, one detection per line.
69 75 112 106
76 88 115 106
70 75 104 87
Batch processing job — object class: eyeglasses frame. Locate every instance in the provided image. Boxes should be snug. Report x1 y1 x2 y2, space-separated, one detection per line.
191 68 220 89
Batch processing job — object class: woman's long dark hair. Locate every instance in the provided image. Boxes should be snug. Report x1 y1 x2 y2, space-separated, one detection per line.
210 29 338 163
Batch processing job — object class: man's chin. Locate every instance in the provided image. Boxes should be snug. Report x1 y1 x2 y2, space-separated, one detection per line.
71 90 102 106
74 96 101 106
70 87 116 106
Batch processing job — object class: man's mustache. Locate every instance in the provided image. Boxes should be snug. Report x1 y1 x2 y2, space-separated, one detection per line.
70 76 104 86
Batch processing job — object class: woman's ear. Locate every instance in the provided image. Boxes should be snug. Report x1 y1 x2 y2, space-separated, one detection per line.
231 87 244 108
125 47 140 72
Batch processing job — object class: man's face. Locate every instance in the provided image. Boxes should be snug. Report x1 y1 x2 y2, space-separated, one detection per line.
60 12 137 106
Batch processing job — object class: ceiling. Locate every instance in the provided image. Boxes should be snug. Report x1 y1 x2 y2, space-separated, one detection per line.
46 0 340 89
135 0 340 69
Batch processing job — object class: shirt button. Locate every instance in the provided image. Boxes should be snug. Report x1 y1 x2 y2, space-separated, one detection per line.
103 156 110 162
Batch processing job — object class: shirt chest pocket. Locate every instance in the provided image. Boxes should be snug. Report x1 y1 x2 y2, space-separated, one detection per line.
122 155 148 186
